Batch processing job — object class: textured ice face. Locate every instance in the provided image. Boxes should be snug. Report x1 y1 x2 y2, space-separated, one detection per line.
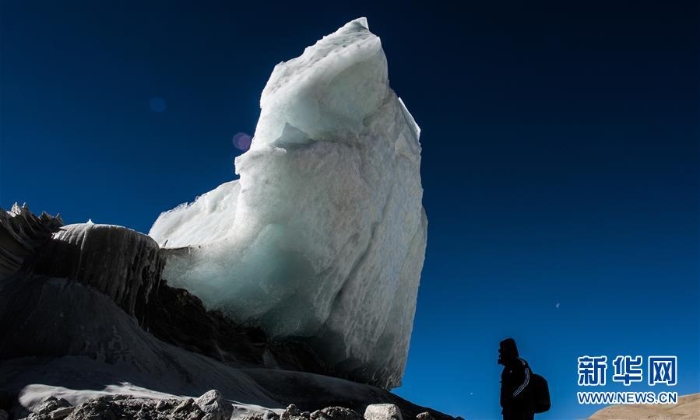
149 18 426 389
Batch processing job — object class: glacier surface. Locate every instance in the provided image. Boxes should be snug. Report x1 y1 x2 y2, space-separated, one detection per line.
149 18 426 389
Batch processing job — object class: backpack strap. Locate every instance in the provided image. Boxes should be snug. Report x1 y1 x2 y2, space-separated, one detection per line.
513 358 531 397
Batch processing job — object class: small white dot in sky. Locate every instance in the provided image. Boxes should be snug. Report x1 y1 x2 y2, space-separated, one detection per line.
556 302 561 309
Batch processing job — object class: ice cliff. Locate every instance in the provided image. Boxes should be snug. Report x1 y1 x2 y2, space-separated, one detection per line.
149 18 427 389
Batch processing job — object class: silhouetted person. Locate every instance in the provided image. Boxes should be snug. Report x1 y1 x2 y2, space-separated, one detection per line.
499 338 535 420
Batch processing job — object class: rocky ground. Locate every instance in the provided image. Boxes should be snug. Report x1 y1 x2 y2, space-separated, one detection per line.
1 389 440 420
588 393 700 419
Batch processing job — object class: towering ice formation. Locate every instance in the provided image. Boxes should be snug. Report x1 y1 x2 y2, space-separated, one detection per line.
149 18 426 389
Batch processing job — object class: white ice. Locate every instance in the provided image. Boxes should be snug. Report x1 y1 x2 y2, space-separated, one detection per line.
149 18 426 389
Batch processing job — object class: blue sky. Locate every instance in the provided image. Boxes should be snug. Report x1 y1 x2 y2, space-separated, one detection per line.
1 1 698 419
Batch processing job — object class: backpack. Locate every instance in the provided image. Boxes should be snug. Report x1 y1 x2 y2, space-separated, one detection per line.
530 373 551 413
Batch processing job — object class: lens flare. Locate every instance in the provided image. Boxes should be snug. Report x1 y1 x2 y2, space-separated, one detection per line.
232 132 252 151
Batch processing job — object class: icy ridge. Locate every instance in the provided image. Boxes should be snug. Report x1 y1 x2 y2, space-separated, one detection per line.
0 204 63 280
31 223 164 322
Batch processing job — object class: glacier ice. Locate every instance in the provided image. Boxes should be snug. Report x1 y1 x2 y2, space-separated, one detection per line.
149 17 426 389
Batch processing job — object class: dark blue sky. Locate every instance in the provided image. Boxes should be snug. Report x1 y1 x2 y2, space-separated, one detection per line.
1 1 698 418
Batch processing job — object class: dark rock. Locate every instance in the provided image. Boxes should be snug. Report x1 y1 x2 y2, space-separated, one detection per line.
49 406 74 419
144 279 329 374
281 404 301 419
278 405 363 420
34 396 72 415
194 390 233 420
172 398 198 415
0 204 62 280
310 407 363 420
241 412 280 420
65 395 118 420
155 400 172 411
61 395 211 420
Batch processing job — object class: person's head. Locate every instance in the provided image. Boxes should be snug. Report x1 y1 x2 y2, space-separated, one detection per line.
498 338 520 365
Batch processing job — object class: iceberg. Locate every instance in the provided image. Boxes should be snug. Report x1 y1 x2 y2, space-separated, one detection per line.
149 18 426 389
